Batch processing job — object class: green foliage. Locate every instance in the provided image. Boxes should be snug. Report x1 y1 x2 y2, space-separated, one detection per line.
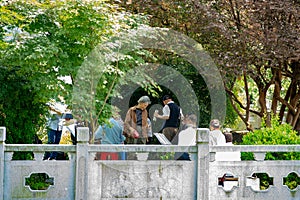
159 152 175 160
12 152 34 160
0 0 157 144
0 0 115 144
254 173 273 190
25 173 53 190
0 1 109 145
283 172 300 190
0 67 46 144
224 95 239 128
241 115 300 160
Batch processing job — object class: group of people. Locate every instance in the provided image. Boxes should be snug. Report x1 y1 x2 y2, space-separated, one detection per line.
122 95 184 145
43 102 76 160
44 94 238 161
93 94 234 161
92 94 187 160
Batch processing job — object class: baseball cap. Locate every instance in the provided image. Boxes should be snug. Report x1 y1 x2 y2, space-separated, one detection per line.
138 96 151 104
62 113 73 119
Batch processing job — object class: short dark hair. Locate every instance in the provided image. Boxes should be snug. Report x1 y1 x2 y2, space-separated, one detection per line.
162 95 171 101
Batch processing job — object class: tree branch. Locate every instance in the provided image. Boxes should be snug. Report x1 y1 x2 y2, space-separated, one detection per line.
243 70 250 123
276 96 296 115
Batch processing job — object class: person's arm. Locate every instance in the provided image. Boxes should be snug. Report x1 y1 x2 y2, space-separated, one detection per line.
123 109 136 137
179 108 184 119
118 126 126 143
112 119 126 144
154 105 170 120
156 115 169 120
49 106 63 115
94 126 104 143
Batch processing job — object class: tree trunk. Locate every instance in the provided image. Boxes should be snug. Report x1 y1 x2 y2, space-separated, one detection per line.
271 69 281 115
278 83 291 122
283 62 300 130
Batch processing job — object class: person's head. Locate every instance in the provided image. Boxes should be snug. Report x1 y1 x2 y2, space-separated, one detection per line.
62 113 73 121
210 119 220 130
186 114 197 126
137 96 151 110
162 95 172 105
111 106 121 119
224 132 233 143
182 114 190 124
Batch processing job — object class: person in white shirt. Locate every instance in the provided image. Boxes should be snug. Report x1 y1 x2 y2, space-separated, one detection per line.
215 131 241 161
154 95 184 143
43 102 65 160
178 114 197 146
209 119 226 146
176 114 197 160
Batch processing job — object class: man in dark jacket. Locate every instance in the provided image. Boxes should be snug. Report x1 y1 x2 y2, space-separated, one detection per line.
154 95 183 143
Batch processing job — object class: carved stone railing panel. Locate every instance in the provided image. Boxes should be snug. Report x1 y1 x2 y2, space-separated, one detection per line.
87 161 196 200
209 161 300 199
4 160 75 200
1 127 300 200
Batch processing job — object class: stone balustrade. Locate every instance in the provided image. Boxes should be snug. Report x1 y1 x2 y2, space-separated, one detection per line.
0 126 299 200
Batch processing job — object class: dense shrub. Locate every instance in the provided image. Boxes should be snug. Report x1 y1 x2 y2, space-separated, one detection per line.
241 115 300 160
241 115 300 189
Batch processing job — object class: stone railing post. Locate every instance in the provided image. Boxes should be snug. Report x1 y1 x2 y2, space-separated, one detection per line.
75 127 89 200
196 128 210 200
0 127 6 200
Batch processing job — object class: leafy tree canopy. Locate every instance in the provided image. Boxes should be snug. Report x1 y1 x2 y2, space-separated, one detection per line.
0 0 157 143
118 0 300 131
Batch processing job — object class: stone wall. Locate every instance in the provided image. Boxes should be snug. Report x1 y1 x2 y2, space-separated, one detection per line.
0 127 300 200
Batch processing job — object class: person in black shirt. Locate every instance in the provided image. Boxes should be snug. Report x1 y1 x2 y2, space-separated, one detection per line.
154 95 183 144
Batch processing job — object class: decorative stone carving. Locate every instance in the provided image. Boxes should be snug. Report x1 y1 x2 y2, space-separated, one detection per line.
253 152 266 161
136 152 149 161
101 164 183 199
33 152 44 161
